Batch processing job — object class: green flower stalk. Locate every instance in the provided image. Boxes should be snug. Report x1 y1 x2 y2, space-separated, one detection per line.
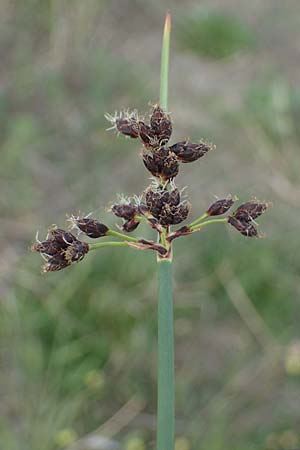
157 12 174 450
160 11 171 111
31 11 271 450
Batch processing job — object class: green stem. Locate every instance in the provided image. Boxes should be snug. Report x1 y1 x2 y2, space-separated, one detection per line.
188 212 209 228
190 217 227 231
160 11 171 111
107 229 138 242
89 241 129 251
160 227 167 248
157 12 174 450
157 259 174 450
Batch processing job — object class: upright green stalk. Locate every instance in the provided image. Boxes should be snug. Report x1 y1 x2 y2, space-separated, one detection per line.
157 12 174 450
159 12 171 111
157 258 174 450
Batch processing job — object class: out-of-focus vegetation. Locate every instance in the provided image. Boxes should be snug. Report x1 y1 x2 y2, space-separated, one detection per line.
1 1 300 450
178 10 254 59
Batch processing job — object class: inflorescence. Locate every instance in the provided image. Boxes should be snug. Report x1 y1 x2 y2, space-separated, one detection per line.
32 105 271 272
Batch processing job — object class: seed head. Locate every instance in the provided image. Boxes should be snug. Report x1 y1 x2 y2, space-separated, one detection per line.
228 216 259 238
159 201 190 226
206 196 236 216
31 227 89 272
111 204 138 220
145 187 172 218
111 196 141 232
145 185 190 226
142 147 179 180
70 216 109 238
105 110 139 138
122 218 140 232
169 140 215 163
227 199 270 238
233 200 271 222
64 240 89 262
34 96 270 273
116 119 139 138
149 105 172 145
138 121 159 148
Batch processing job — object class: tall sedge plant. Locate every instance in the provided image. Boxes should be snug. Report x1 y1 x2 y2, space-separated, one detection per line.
157 12 174 450
32 12 270 450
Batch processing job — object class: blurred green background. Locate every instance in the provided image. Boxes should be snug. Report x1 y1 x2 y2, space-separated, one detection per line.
1 1 300 449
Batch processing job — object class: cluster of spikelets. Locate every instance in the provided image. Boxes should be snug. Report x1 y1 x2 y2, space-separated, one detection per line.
32 104 270 272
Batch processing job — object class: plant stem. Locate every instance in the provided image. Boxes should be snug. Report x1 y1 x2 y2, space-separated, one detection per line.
107 229 138 242
157 12 174 450
190 217 227 231
157 259 174 450
160 11 171 111
188 212 208 228
89 241 129 251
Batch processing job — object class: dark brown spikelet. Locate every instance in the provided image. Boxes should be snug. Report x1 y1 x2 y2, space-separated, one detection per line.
145 186 190 226
233 200 270 222
42 254 71 272
122 218 140 232
159 201 190 226
64 241 89 262
145 187 180 215
240 223 259 237
149 105 172 145
31 239 63 257
116 118 139 138
48 228 76 247
143 147 179 180
138 121 158 148
32 227 89 272
145 188 170 218
111 204 138 220
169 140 215 163
228 216 259 238
73 217 109 238
105 111 139 139
137 203 149 215
228 199 270 238
207 197 235 216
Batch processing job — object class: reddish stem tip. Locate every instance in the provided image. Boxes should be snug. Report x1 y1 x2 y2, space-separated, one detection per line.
164 11 171 37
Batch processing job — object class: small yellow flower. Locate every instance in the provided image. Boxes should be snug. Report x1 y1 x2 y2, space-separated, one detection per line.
84 369 105 391
125 436 146 450
55 428 77 448
175 436 191 450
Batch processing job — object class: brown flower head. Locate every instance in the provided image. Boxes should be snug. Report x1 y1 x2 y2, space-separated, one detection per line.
149 105 172 145
142 147 179 180
70 216 109 238
138 121 158 148
31 227 89 272
122 218 140 232
111 196 142 232
228 216 259 237
228 199 270 238
206 196 236 216
111 203 138 221
169 140 215 163
145 184 190 226
34 96 271 271
233 200 270 222
105 110 139 138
